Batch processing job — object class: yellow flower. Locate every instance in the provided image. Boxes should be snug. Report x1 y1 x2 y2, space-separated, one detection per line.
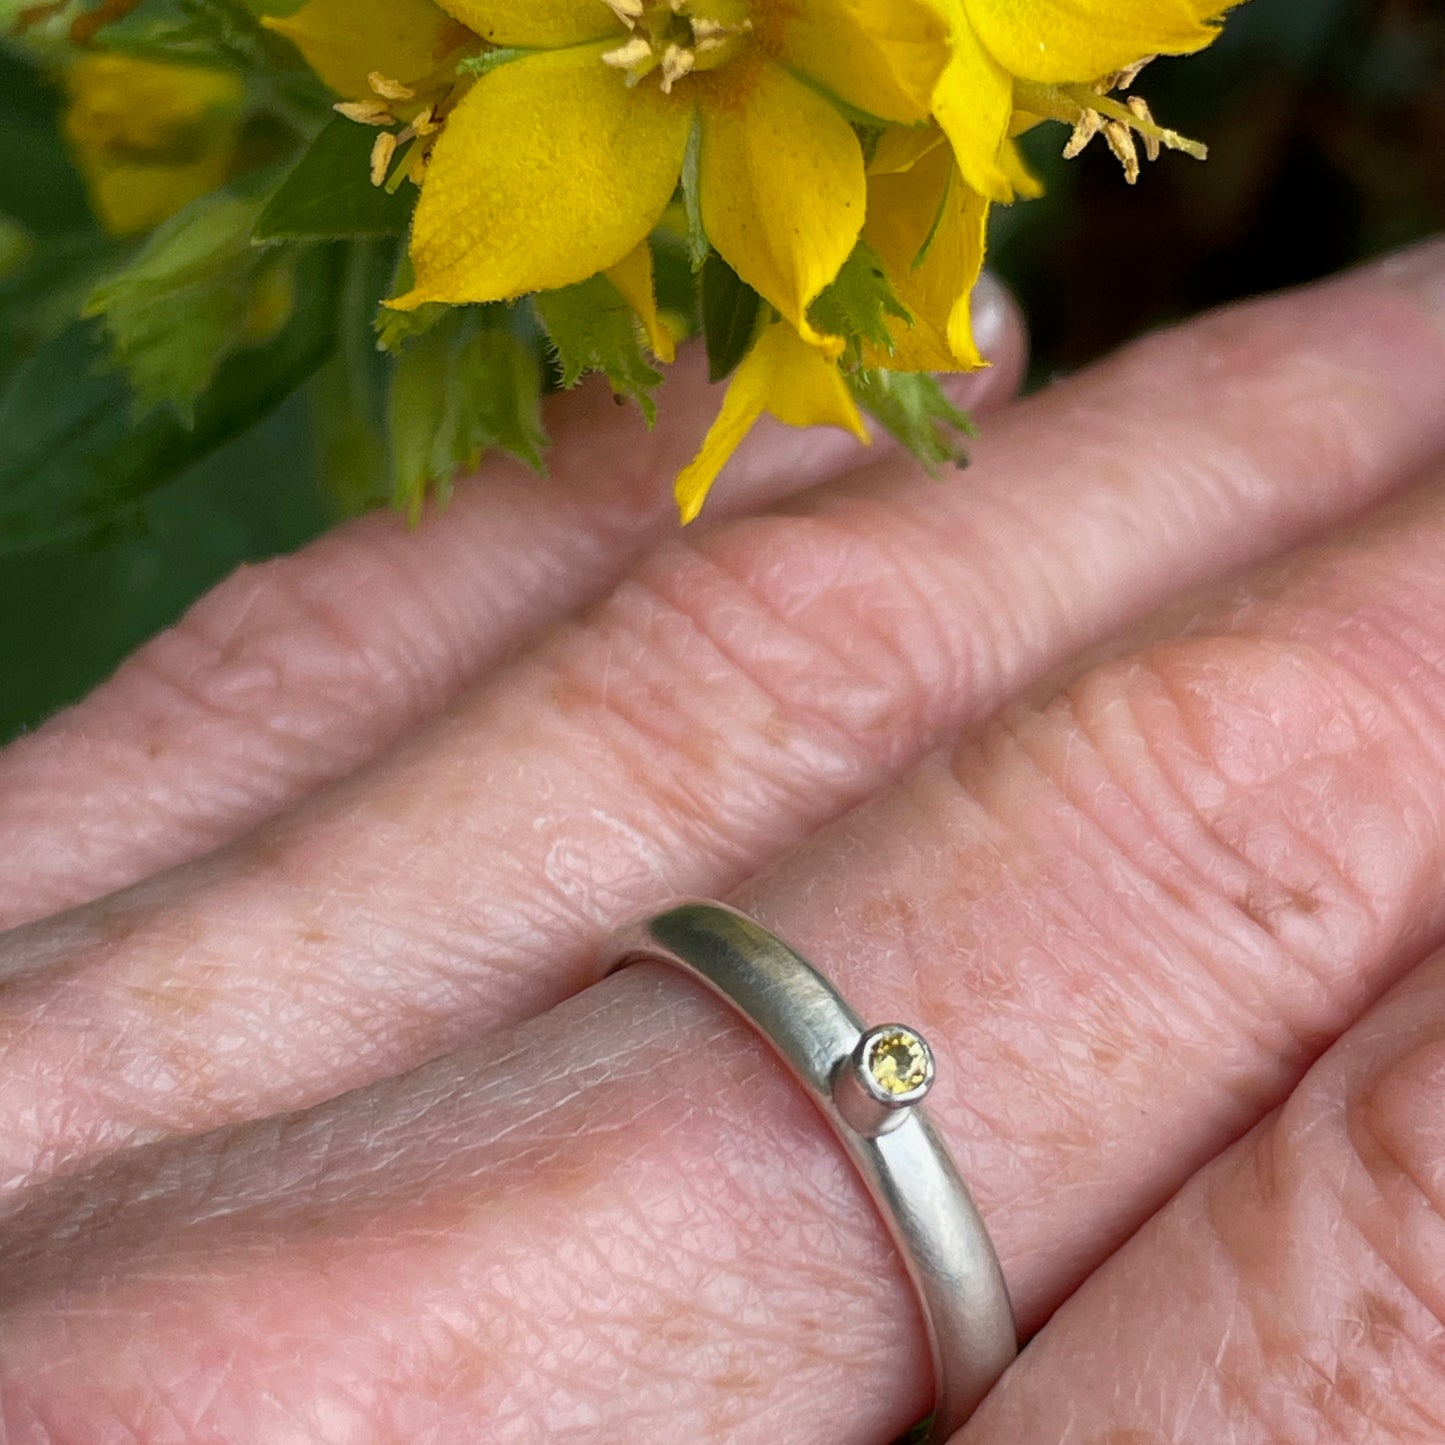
925 0 1230 200
390 0 953 352
63 53 243 236
861 128 990 372
673 318 869 523
266 0 1236 522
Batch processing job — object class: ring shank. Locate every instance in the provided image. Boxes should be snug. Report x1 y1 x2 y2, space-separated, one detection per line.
606 901 1016 1444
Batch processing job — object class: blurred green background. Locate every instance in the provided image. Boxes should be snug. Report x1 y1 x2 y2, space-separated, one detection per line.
2 0 1442 742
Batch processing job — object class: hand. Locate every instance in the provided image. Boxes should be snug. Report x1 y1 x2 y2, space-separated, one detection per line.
1 243 1444 1443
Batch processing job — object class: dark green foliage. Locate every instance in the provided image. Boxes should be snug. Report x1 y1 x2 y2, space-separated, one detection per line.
0 245 339 550
256 118 415 240
700 251 762 383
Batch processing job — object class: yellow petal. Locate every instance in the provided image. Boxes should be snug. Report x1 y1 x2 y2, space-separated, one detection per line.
928 23 1015 202
868 123 947 176
394 43 691 308
963 0 1224 83
433 0 615 47
862 139 989 371
264 0 465 99
999 136 1045 200
63 54 242 235
605 242 676 364
674 321 869 523
772 0 948 123
698 56 864 356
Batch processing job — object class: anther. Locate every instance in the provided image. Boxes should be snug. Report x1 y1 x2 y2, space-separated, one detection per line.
369 131 398 187
368 71 415 101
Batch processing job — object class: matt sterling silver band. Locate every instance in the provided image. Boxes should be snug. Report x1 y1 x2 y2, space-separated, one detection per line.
606 900 1017 1444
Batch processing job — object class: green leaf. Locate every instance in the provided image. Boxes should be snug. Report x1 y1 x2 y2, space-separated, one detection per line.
808 239 912 357
86 190 297 417
0 44 97 237
0 245 339 553
389 308 547 520
700 251 763 383
0 226 120 388
95 0 295 64
255 117 416 240
532 272 662 423
848 368 977 477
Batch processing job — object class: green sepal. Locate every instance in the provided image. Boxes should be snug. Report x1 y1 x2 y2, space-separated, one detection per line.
532 272 662 424
374 251 451 352
255 117 416 241
809 239 912 360
457 47 534 76
388 307 548 521
848 368 977 477
85 190 297 419
678 115 709 272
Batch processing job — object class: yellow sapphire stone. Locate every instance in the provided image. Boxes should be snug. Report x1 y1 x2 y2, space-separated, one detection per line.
865 1027 931 1098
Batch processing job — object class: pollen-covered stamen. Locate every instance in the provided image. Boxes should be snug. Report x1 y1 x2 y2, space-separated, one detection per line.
1102 119 1140 183
1126 95 1162 162
334 51 480 191
601 0 751 93
335 98 395 127
367 71 416 103
370 131 398 186
1019 59 1206 186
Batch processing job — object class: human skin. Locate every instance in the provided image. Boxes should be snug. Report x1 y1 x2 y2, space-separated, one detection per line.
1 241 1444 1442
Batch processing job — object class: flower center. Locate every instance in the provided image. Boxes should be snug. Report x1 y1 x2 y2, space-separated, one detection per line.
602 0 752 93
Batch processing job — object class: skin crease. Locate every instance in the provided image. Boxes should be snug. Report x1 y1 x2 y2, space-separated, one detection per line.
961 947 1445 1444
3 258 1445 1197
0 242 1444 1442
0 280 1027 932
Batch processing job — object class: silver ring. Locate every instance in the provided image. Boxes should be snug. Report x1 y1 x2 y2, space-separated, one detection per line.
605 900 1016 1444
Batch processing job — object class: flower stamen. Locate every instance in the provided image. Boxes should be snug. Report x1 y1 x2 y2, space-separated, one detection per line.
1018 62 1206 185
334 51 479 189
367 71 415 102
600 0 751 93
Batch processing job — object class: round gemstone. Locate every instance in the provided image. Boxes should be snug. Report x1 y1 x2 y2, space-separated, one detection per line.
864 1027 931 1098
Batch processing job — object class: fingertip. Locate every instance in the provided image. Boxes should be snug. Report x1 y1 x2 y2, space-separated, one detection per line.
1345 233 1445 341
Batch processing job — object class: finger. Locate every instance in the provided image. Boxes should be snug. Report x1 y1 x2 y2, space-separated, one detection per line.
958 940 1445 1445
0 284 1025 931
2 245 1445 1189
11 462 1445 1438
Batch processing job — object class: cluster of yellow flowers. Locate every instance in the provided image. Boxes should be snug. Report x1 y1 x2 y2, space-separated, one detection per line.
59 0 1234 519
270 0 1230 516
